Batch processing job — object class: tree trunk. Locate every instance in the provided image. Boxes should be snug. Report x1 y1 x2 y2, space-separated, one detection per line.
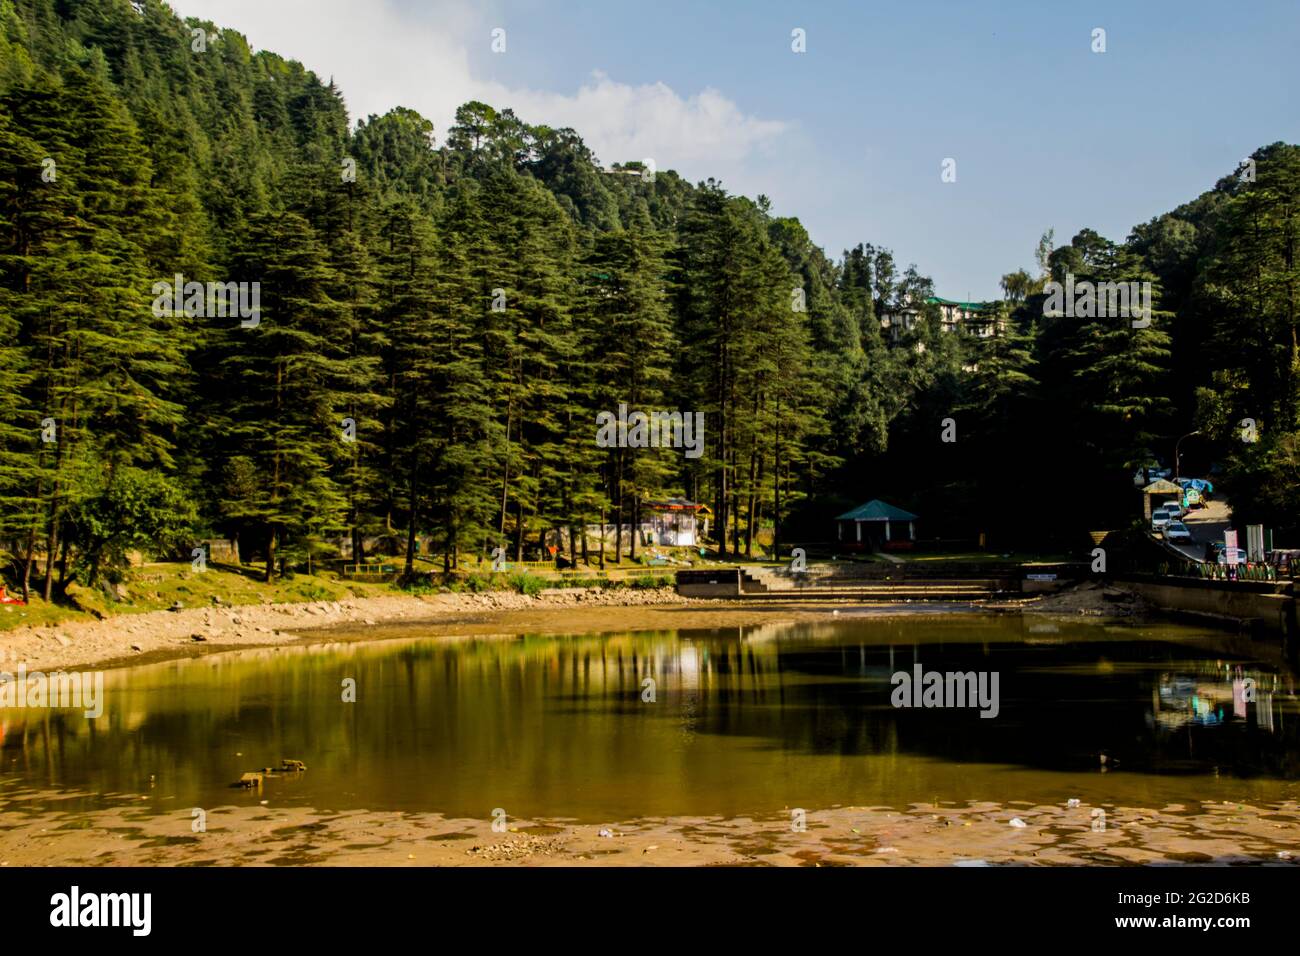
58 533 71 587
42 513 57 602
498 409 513 536
629 494 639 561
404 459 419 577
21 507 38 603
773 432 783 557
513 498 526 562
265 525 277 583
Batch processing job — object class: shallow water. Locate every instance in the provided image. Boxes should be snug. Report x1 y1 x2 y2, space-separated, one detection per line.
2 613 1297 822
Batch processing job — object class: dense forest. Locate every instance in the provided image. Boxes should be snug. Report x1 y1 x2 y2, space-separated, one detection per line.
0 0 1297 598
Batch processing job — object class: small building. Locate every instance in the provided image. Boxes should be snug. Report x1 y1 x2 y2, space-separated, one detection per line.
835 499 919 550
643 498 713 547
1141 478 1183 520
880 297 1002 342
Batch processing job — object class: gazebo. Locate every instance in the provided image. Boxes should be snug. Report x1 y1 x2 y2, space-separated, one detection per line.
1141 478 1183 520
835 499 918 550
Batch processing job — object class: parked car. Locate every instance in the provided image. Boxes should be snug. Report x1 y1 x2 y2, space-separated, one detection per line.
1163 499 1185 518
1217 547 1247 565
1133 463 1171 487
1165 521 1193 542
1151 508 1175 531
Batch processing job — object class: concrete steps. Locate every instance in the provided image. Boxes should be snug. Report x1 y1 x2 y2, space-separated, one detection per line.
735 566 1012 601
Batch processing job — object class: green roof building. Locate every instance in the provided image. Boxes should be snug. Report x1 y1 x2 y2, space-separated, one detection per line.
834 499 918 549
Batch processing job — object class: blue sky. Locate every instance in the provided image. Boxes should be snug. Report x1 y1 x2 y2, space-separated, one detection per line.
175 0 1299 298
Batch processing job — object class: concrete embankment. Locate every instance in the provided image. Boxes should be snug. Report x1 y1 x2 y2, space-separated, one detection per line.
1114 572 1297 642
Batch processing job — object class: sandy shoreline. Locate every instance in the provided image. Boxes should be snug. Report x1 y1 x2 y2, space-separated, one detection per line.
0 587 703 674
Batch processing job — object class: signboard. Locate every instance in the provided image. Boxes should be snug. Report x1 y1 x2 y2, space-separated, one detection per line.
1225 530 1239 566
1026 574 1057 582
1246 525 1265 562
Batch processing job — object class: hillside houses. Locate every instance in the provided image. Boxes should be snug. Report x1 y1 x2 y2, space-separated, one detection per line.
879 297 1003 342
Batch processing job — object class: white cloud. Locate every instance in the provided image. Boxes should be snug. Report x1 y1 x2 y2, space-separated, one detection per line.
168 0 786 171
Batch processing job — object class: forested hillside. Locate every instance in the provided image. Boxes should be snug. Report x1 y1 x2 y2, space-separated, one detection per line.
0 0 1296 597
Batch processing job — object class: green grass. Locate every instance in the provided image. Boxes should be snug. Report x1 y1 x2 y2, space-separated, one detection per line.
0 556 685 633
0 562 395 632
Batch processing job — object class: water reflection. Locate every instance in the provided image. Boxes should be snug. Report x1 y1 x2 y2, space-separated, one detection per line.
1 615 1297 821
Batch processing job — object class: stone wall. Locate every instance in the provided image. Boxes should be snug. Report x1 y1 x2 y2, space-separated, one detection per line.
1115 573 1296 636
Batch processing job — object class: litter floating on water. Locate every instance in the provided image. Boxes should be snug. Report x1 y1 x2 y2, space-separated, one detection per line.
232 759 307 788
1067 798 1080 808
1009 818 1027 828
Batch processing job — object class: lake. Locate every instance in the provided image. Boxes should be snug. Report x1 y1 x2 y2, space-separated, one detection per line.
2 612 1297 824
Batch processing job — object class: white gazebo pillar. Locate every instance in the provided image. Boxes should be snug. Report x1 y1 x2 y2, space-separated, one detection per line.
884 520 892 542
909 521 915 540
855 521 862 542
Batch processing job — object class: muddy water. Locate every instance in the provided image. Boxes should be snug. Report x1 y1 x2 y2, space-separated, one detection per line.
1 612 1297 823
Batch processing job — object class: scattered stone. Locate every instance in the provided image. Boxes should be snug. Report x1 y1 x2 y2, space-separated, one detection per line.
191 633 206 642
465 835 566 861
129 643 142 652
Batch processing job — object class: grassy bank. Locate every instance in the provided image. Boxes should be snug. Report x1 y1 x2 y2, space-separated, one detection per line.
0 562 678 632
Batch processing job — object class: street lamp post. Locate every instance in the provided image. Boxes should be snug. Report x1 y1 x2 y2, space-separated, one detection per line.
1174 430 1201 483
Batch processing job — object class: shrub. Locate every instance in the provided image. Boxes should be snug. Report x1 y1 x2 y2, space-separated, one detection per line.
509 571 545 596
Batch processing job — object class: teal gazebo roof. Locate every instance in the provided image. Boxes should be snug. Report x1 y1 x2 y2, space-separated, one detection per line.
835 499 918 522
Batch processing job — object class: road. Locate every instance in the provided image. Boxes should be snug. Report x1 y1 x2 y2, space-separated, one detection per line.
1164 497 1231 562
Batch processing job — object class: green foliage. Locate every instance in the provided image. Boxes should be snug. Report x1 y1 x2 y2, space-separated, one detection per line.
507 571 545 596
65 468 196 583
0 0 1296 595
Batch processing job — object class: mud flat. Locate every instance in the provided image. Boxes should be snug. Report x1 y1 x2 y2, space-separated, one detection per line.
0 791 1295 867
